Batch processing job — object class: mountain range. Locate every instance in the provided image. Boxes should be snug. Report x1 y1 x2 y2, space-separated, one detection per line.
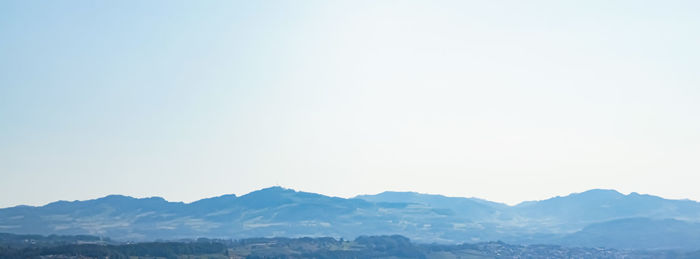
2 187 700 250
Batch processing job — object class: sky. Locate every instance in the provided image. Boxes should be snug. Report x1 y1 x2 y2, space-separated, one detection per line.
1 0 699 208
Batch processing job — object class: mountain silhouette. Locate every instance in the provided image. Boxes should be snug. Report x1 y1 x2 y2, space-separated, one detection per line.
2 187 700 250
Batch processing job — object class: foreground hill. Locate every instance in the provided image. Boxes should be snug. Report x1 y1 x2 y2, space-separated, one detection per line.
3 233 698 259
2 187 700 250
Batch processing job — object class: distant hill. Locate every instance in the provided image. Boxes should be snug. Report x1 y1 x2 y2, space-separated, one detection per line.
2 187 700 250
513 189 700 231
355 191 508 218
558 218 700 250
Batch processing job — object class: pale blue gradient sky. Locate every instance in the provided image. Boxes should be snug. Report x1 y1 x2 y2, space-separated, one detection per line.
1 0 699 207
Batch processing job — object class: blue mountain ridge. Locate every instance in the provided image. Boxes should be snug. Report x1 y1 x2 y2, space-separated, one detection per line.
2 187 700 250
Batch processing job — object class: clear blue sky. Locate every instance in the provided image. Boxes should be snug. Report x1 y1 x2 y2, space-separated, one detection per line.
1 0 699 207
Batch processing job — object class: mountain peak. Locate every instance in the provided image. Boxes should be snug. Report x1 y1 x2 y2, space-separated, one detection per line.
260 186 294 192
99 194 138 201
96 195 169 203
242 186 296 197
574 189 625 198
515 189 625 207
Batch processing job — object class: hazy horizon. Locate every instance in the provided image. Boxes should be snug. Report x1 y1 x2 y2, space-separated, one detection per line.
2 0 700 208
2 185 698 209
